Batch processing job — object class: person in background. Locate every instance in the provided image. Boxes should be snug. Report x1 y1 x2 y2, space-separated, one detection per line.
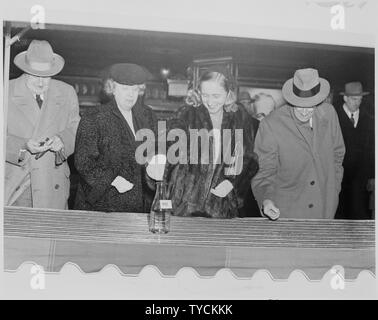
236 91 261 217
335 82 374 220
5 40 80 209
164 66 259 218
252 68 345 220
238 91 254 115
74 63 157 212
252 93 276 121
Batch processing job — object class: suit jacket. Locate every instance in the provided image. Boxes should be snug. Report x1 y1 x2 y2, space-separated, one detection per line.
335 105 374 181
5 74 80 209
252 103 345 219
74 98 157 212
164 104 259 218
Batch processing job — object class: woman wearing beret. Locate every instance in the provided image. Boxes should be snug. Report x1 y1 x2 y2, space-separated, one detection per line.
252 68 345 220
74 63 157 212
164 67 259 218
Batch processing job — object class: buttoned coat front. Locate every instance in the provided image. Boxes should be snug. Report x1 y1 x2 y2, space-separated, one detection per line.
251 103 345 219
5 74 80 209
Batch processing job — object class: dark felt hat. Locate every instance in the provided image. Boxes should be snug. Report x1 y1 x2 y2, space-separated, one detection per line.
340 82 369 96
238 91 252 102
109 63 152 85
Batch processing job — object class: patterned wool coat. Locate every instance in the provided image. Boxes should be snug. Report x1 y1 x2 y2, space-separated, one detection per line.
163 104 259 218
74 98 157 212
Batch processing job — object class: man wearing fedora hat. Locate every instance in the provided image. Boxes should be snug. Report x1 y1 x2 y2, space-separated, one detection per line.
335 82 374 219
5 40 80 209
74 63 158 212
252 68 345 220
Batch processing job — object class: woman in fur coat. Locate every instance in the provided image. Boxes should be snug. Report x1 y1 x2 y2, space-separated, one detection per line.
163 67 259 218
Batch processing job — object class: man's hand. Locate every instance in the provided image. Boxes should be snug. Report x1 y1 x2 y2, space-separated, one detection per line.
262 199 280 221
210 180 233 198
111 176 134 193
26 139 50 154
46 135 64 152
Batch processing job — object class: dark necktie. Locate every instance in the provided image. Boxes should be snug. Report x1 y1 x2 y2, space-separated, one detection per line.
36 95 43 109
350 113 355 127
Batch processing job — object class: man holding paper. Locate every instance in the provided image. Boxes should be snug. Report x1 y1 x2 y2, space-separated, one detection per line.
74 63 157 212
5 40 80 209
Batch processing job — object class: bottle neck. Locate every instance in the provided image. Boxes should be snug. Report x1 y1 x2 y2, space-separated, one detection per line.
155 181 166 198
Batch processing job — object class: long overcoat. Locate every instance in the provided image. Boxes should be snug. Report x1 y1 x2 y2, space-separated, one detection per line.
335 104 374 219
252 103 345 219
5 74 80 209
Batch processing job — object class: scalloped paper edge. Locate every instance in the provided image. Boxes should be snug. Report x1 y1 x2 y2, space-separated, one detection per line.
5 260 376 280
2 262 376 299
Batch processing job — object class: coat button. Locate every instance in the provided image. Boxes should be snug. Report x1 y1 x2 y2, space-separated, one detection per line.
310 181 315 185
55 184 60 190
309 204 314 208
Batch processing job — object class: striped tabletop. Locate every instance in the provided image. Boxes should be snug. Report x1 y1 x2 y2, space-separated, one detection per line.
3 206 375 279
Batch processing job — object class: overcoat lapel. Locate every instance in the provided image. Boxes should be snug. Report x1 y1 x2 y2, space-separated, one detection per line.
313 107 329 153
11 75 40 128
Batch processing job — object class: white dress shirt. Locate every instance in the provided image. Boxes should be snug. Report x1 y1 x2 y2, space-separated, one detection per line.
343 103 359 128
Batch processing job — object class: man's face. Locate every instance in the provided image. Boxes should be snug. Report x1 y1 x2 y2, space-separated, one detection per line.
344 95 362 113
254 98 275 121
113 82 141 111
25 74 51 95
293 107 314 123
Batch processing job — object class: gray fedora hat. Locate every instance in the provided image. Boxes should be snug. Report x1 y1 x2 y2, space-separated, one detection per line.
282 68 330 108
14 40 65 77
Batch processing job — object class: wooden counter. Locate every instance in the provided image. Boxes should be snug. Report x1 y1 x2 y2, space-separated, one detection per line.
3 206 375 280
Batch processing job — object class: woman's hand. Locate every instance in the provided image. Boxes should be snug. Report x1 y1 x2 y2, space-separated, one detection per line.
210 180 233 198
111 176 134 193
146 154 167 181
262 199 280 221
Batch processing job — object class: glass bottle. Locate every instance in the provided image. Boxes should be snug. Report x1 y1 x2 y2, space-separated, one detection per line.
149 181 172 234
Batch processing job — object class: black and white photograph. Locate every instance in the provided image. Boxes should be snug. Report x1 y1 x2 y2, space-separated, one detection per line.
0 0 376 301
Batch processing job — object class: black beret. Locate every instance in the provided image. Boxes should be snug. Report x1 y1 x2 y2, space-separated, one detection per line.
109 63 152 85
